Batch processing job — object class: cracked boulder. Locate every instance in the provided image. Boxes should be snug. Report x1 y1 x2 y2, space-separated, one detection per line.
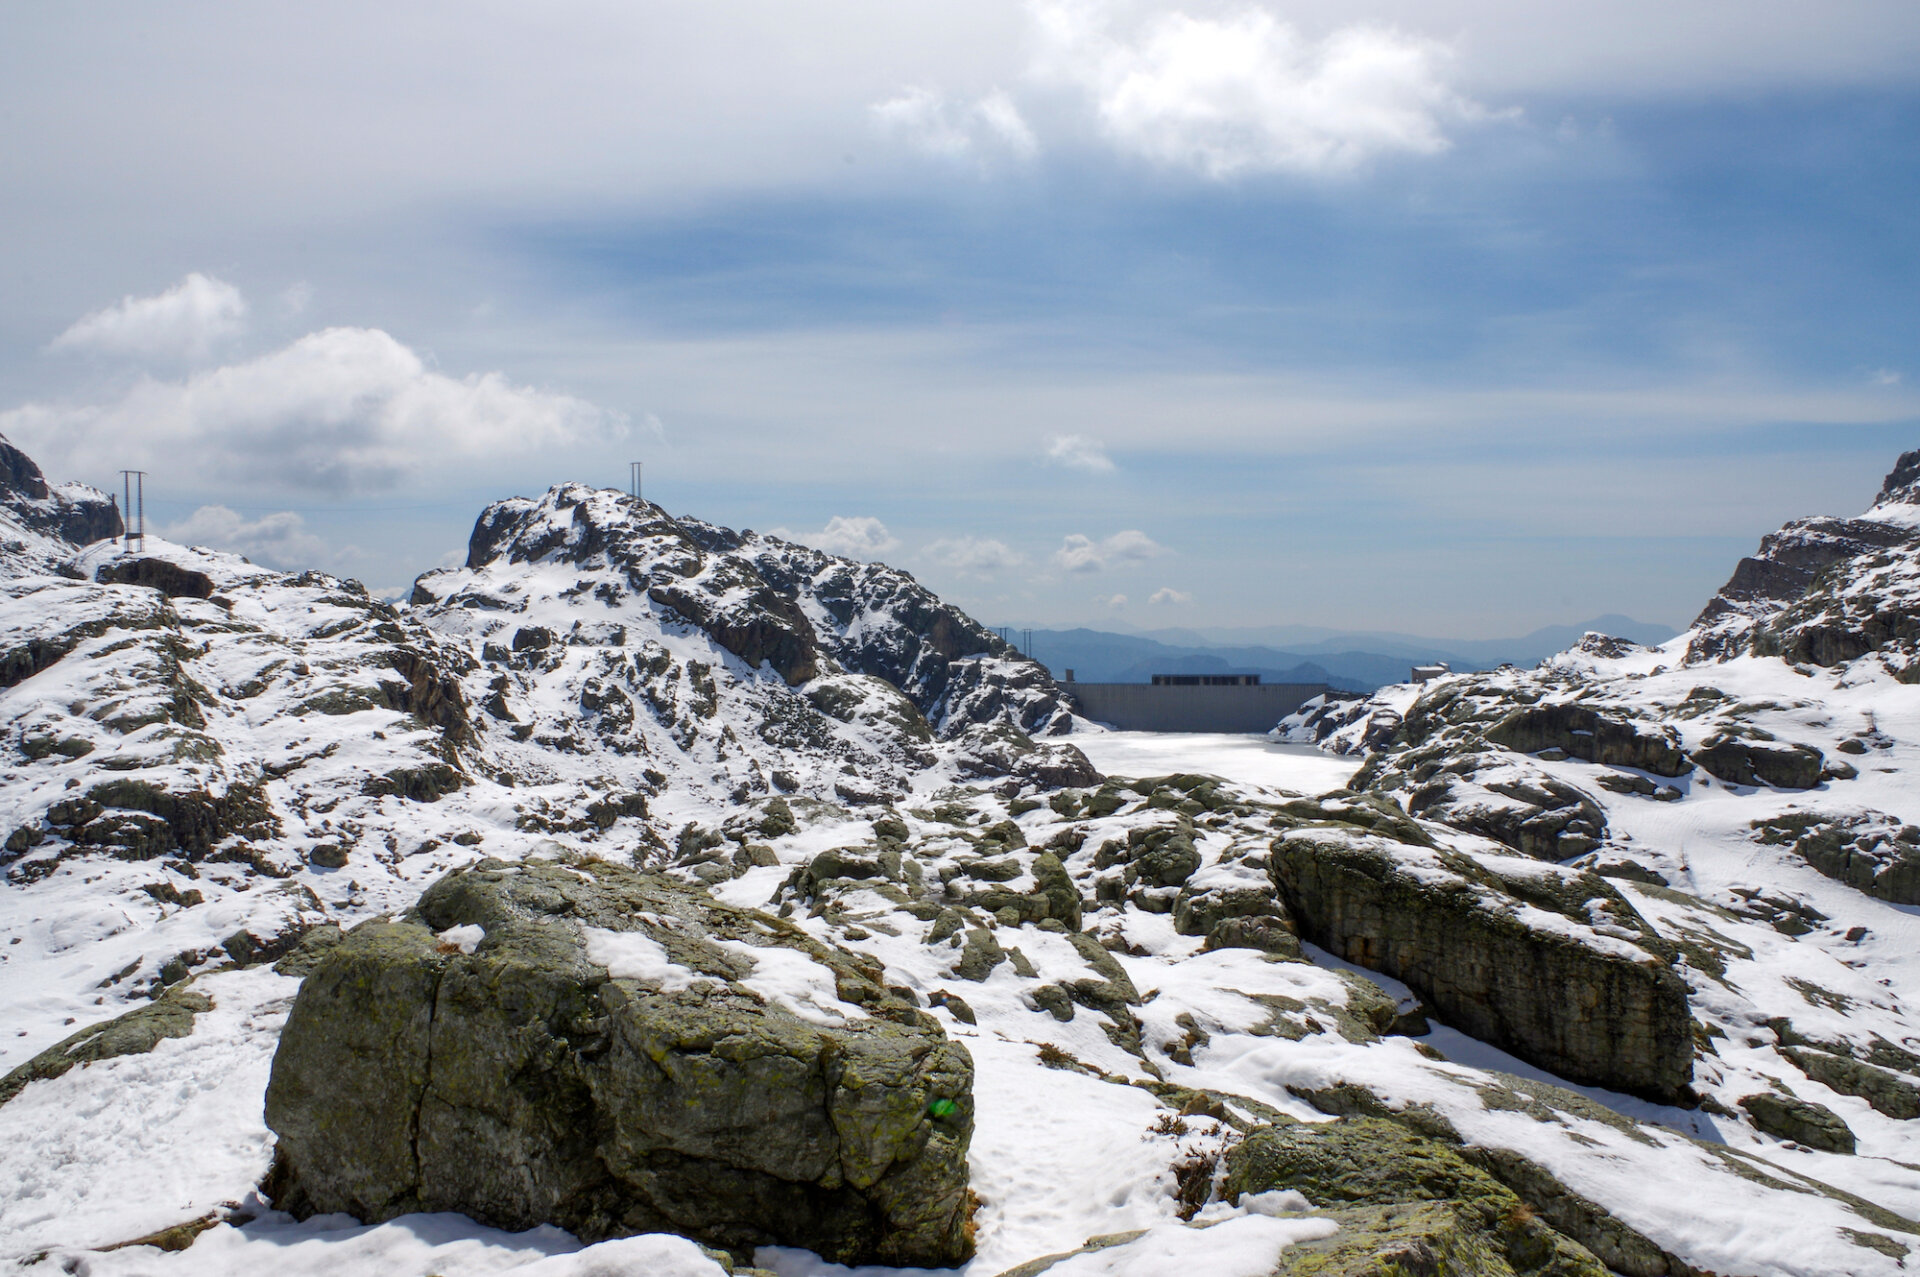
263 857 975 1267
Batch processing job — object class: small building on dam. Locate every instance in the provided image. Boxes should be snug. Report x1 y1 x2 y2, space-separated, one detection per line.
1060 671 1329 734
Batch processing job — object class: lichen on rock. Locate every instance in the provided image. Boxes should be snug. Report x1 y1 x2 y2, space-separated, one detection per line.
262 857 975 1267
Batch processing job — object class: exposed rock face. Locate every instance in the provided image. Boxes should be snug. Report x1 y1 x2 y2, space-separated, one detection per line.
1690 448 1920 667
1690 734 1827 790
94 557 215 599
1738 1092 1856 1154
1270 828 1694 1103
0 982 212 1106
1751 811 1920 905
0 432 123 559
263 858 975 1267
1222 1117 1608 1277
1781 1046 1920 1120
1483 704 1690 778
1404 756 1609 861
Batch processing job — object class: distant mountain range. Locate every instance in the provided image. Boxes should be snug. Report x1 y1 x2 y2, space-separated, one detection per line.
1003 615 1681 693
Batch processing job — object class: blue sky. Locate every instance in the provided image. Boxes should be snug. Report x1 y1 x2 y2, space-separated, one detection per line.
2 1 1917 635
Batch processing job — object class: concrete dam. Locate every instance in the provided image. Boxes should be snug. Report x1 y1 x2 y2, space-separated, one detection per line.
1060 673 1329 734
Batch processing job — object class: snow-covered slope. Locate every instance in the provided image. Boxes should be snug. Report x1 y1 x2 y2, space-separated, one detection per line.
1270 450 1920 1270
9 443 1920 1277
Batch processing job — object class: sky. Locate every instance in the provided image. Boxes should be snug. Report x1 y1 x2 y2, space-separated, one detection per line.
2 0 1917 636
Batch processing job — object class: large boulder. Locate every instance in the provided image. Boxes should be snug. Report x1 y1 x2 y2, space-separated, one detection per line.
263 858 975 1267
1270 829 1694 1103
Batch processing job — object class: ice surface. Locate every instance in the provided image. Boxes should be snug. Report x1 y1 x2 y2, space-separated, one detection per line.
1072 732 1360 794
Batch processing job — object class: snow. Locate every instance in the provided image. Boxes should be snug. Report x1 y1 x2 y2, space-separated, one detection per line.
0 967 295 1257
436 923 485 955
10 472 1920 1277
54 1216 730 1276
581 927 699 992
714 939 871 1026
1032 1214 1339 1277
1071 732 1359 795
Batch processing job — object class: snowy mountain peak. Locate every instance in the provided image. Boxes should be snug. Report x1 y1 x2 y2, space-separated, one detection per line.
1873 448 1920 512
421 481 1080 742
1687 449 1920 662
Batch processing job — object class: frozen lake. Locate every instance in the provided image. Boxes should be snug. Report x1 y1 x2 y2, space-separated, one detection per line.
1070 731 1360 796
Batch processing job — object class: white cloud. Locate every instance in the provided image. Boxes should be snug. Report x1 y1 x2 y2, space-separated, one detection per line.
923 535 1028 576
4 326 625 496
871 86 1038 160
778 515 900 559
1046 433 1116 472
1054 528 1166 573
50 272 248 361
1030 4 1489 177
1872 369 1903 386
1105 593 1128 610
164 504 338 572
1149 586 1192 605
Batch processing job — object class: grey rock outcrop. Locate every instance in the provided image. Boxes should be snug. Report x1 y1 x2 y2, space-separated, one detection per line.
1738 1092 1856 1154
1690 448 1920 668
1483 704 1690 777
1222 1117 1608 1277
1405 758 1609 861
0 432 123 556
1270 829 1693 1103
263 858 975 1267
0 982 212 1107
1690 734 1827 790
1752 811 1920 905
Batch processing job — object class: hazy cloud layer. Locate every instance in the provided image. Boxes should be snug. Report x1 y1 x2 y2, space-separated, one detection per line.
164 504 338 572
923 535 1029 576
1055 529 1166 572
50 273 247 362
1046 433 1116 472
6 325 625 495
872 87 1038 160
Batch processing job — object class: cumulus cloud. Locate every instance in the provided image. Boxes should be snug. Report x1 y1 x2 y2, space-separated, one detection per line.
1046 433 1115 472
1105 593 1128 610
1054 529 1165 573
1030 3 1487 177
776 515 901 559
3 326 626 495
871 86 1038 160
923 535 1028 576
1149 586 1192 604
50 273 248 361
163 504 339 572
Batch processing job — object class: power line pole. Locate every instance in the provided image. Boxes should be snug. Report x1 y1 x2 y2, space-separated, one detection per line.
119 471 146 553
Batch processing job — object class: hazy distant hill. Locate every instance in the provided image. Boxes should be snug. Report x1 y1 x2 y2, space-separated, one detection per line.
1014 614 1681 692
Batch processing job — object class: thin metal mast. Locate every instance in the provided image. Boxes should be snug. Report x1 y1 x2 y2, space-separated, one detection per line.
119 471 146 552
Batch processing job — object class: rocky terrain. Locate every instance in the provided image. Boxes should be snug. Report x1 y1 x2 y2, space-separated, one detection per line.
3 436 1920 1275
